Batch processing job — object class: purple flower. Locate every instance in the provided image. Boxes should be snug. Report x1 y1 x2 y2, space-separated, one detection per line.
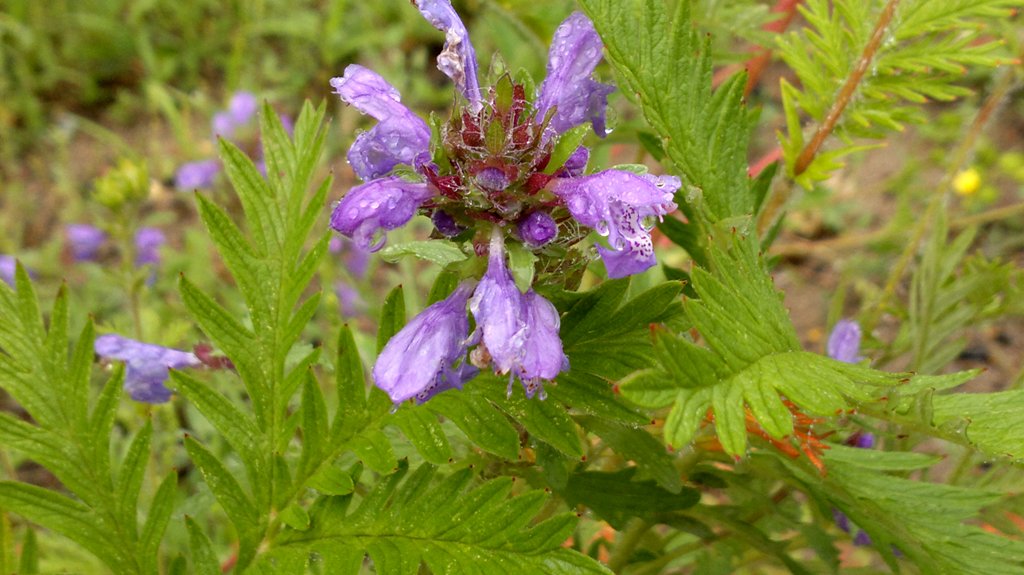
431 210 466 238
414 0 482 109
560 146 590 177
827 319 862 363
329 177 433 251
65 224 107 262
134 228 166 267
175 159 221 190
850 432 876 449
552 171 679 278
519 211 558 247
470 232 527 377
329 235 371 279
0 255 16 286
517 290 569 399
212 91 258 138
535 12 616 137
469 230 567 398
330 65 432 181
94 334 200 403
334 282 364 317
373 283 477 404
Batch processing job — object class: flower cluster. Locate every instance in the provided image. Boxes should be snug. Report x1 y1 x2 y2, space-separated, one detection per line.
329 0 680 405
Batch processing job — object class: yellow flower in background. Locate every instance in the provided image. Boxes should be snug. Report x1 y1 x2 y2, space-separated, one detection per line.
953 168 981 196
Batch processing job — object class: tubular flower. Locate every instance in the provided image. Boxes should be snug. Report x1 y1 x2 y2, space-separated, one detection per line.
330 0 678 402
94 334 201 403
373 283 477 404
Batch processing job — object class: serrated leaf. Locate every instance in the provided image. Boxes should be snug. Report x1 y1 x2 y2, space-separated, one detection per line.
563 468 700 529
349 430 397 474
390 407 452 465
377 285 406 354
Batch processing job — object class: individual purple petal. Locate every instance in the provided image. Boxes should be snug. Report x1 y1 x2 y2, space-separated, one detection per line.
94 334 200 404
470 231 526 377
175 159 220 190
66 224 107 262
536 12 615 137
0 255 16 286
552 170 679 278
516 290 568 399
330 65 432 180
827 319 862 363
854 530 872 546
329 176 433 251
134 228 166 267
518 211 558 247
475 167 510 192
414 0 482 109
372 282 475 404
560 145 590 177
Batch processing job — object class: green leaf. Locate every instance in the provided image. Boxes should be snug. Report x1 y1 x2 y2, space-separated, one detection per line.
580 416 681 492
183 437 262 559
506 241 538 292
115 421 152 534
580 0 754 220
140 472 178 572
390 407 452 465
543 124 590 175
17 527 37 575
275 464 609 574
427 394 521 460
379 240 468 267
185 517 220 575
377 285 406 354
308 465 356 496
279 504 311 531
563 468 700 529
349 430 397 474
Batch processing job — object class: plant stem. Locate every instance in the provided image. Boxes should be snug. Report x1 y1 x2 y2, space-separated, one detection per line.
862 69 1019 333
771 200 1024 258
793 0 900 176
608 518 652 573
758 0 900 234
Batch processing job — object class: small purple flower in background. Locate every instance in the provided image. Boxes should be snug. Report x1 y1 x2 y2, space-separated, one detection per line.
174 159 221 190
329 236 371 279
334 283 365 318
212 92 258 138
134 228 165 267
329 1 677 403
0 255 16 286
65 224 107 262
94 334 201 403
176 91 274 190
373 283 477 404
827 319 862 363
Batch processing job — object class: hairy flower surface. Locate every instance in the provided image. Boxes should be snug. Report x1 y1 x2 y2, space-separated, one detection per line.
94 334 200 403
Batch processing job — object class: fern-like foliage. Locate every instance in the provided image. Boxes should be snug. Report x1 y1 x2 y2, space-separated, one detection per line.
248 462 609 574
0 269 175 574
777 0 1016 184
580 0 759 224
619 230 973 456
785 446 1024 574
